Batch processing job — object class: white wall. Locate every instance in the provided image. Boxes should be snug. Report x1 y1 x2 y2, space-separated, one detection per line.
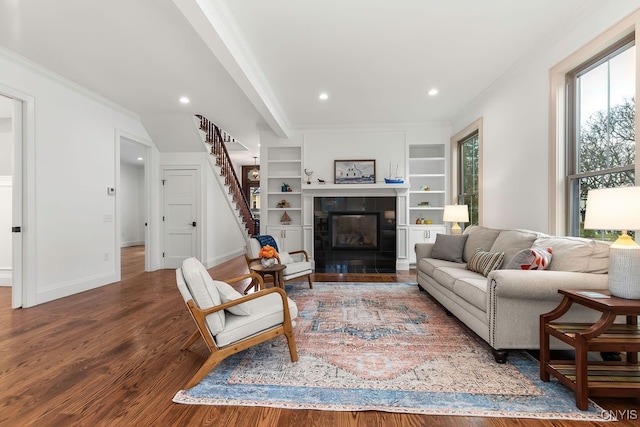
120 162 145 247
451 3 640 233
0 48 156 306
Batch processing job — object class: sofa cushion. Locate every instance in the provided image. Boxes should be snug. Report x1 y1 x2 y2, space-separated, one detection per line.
463 226 501 263
417 257 467 277
490 229 541 268
533 237 609 273
467 249 505 277
454 278 488 311
181 257 225 335
213 280 252 316
505 247 553 270
432 266 484 291
431 234 468 263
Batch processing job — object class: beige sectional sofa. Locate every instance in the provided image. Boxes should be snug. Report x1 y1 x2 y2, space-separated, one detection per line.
415 225 611 362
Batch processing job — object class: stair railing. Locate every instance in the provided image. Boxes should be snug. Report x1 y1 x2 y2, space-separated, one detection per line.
196 114 259 236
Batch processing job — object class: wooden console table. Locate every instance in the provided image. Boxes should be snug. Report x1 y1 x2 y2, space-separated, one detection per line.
540 289 640 410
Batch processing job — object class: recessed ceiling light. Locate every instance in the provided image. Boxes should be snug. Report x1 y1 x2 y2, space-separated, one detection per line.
319 92 329 101
179 96 190 104
137 157 143 161
428 89 439 96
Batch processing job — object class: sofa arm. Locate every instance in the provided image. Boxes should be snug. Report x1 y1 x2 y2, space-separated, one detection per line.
488 269 608 302
415 243 434 261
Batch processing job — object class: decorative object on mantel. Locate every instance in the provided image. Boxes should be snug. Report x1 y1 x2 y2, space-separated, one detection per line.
280 211 291 225
443 204 469 235
276 199 290 208
281 182 292 192
304 169 313 185
584 186 640 299
384 162 404 184
317 178 326 184
334 159 375 184
258 244 278 268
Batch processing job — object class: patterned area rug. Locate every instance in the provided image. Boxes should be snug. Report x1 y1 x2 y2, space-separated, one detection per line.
174 283 608 420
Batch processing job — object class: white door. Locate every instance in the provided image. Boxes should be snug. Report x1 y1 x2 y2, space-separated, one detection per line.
163 169 198 268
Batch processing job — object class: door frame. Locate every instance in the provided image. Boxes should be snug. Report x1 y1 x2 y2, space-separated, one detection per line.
0 84 36 308
160 164 202 268
115 129 156 276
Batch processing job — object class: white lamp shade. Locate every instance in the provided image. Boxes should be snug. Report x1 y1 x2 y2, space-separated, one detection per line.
584 186 640 231
443 205 469 223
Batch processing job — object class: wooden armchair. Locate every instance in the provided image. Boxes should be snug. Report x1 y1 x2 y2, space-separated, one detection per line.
245 236 313 290
176 257 298 389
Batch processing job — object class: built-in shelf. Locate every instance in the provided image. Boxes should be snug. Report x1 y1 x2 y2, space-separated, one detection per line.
408 144 446 225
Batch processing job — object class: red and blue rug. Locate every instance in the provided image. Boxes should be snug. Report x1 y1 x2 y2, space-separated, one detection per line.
174 283 609 421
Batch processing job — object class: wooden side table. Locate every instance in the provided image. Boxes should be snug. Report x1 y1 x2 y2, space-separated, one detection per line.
246 263 286 294
540 289 640 410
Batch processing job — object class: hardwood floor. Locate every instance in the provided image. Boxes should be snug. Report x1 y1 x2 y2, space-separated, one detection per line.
0 246 637 426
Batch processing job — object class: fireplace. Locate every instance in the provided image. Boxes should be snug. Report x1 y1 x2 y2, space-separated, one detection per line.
330 212 379 250
314 197 396 273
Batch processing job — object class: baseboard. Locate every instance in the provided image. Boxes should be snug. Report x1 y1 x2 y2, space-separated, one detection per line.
0 269 11 286
121 241 145 248
205 248 245 269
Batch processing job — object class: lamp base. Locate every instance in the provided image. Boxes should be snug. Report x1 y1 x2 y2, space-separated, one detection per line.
450 223 462 235
608 246 640 299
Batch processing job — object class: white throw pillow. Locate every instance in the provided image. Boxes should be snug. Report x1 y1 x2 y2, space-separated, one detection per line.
279 251 295 264
213 280 252 316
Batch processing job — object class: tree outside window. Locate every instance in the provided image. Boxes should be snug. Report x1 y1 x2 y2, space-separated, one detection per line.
459 133 479 226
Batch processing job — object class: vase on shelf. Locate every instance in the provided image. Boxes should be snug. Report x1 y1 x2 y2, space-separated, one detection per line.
261 257 276 268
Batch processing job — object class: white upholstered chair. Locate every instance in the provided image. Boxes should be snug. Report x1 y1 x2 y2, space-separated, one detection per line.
176 257 298 389
245 235 313 290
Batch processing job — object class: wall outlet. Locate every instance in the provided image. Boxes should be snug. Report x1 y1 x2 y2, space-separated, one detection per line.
104 252 109 261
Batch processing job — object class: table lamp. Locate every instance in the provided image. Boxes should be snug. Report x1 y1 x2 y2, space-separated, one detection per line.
443 204 469 235
584 186 640 299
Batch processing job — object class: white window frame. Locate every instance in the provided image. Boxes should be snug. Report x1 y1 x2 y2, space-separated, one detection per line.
451 117 483 225
548 12 640 235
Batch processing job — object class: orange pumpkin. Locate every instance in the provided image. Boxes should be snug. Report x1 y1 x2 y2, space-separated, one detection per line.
259 245 278 259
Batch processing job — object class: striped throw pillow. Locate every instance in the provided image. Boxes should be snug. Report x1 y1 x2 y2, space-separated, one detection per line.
467 249 505 277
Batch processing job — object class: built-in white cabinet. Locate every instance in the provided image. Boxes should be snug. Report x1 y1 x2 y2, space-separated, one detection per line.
262 145 303 241
408 225 447 264
408 144 446 226
265 226 303 253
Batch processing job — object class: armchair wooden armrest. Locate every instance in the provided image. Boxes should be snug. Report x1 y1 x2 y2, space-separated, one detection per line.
288 249 309 261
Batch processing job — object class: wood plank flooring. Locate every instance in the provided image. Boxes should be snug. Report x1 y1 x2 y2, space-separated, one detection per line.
0 246 637 426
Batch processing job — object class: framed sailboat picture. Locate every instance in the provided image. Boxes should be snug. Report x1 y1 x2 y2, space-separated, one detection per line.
334 160 376 184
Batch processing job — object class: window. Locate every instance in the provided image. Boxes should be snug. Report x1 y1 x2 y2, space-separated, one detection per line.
566 35 635 240
458 131 479 226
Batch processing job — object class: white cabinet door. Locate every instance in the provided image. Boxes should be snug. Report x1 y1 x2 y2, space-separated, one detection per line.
266 226 303 252
409 225 446 264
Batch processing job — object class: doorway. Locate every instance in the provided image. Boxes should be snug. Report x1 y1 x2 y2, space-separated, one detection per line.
0 91 25 308
119 137 148 276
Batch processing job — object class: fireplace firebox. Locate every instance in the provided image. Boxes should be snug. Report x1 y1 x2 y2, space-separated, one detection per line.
314 197 396 273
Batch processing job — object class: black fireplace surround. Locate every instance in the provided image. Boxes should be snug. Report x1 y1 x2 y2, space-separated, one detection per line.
314 196 396 273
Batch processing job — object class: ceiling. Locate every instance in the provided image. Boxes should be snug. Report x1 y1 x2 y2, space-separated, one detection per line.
0 0 595 164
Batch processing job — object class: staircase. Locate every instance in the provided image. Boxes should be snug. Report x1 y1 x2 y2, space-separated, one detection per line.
195 114 259 237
